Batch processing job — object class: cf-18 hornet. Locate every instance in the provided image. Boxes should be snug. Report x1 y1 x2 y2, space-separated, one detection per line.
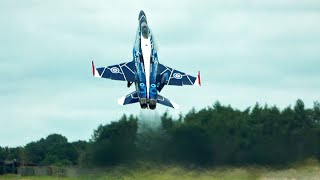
92 10 201 110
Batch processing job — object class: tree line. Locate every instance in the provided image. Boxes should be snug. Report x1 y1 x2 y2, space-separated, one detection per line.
1 99 320 168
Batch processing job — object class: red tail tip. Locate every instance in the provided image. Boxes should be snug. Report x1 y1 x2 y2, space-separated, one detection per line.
92 61 95 76
198 70 201 86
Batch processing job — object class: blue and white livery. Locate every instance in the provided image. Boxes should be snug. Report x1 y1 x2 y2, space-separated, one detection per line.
92 10 201 109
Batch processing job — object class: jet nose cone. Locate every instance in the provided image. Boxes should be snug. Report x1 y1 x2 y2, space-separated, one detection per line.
138 10 146 21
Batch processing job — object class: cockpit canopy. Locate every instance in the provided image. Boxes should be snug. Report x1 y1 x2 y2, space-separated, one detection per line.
141 22 149 39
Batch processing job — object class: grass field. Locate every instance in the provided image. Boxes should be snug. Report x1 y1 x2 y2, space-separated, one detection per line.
1 160 320 180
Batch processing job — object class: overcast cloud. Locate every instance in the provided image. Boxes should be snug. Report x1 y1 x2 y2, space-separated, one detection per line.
1 0 320 146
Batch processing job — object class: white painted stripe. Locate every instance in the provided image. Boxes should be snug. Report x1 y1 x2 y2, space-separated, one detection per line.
167 68 174 85
141 34 151 98
100 67 106 77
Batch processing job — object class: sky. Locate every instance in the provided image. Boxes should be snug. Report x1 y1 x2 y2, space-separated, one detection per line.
1 0 320 147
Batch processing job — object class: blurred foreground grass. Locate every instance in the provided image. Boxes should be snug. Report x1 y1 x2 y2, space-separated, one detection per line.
1 159 320 180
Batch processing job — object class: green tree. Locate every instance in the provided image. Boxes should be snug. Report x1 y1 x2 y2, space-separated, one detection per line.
161 111 173 130
24 134 78 165
88 115 138 166
170 124 213 165
0 147 4 160
24 139 46 164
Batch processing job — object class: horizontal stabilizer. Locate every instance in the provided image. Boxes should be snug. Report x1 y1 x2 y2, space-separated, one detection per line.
157 94 179 109
118 91 139 106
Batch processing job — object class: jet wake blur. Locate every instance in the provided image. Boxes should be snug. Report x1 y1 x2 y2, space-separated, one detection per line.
92 10 201 110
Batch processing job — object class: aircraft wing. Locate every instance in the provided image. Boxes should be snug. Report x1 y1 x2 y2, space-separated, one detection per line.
92 61 136 82
157 63 201 86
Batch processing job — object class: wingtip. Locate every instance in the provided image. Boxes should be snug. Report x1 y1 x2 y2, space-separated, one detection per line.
118 96 126 106
194 70 201 86
92 60 95 76
171 101 180 109
198 70 201 86
92 60 101 78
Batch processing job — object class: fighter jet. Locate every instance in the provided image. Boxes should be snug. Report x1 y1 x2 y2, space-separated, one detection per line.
92 10 201 110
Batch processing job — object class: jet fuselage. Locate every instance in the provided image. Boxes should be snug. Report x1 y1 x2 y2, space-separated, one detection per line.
132 10 159 109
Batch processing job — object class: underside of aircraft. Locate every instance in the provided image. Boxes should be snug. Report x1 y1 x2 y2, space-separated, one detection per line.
92 10 201 109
